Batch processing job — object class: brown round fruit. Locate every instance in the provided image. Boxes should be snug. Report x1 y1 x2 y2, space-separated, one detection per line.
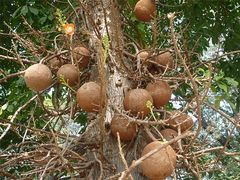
76 82 101 112
141 141 177 179
134 0 156 22
111 114 137 141
167 111 194 132
160 128 179 151
48 57 62 72
155 51 174 70
24 64 52 91
73 46 90 68
137 51 149 61
57 64 79 87
124 89 153 117
146 80 172 108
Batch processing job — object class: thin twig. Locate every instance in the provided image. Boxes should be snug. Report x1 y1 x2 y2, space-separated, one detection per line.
0 95 38 141
143 125 158 141
93 152 103 180
0 70 25 83
168 12 202 145
206 102 239 128
117 133 134 180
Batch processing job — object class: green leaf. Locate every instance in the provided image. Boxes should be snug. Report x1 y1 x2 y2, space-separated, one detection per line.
211 85 217 93
29 7 39 15
12 7 21 17
75 113 87 125
225 77 238 87
218 83 228 93
1 102 8 110
226 99 236 110
28 16 33 25
21 5 28 16
7 104 14 113
196 67 205 76
28 1 36 6
39 16 47 24
214 70 224 81
48 14 54 21
214 96 223 108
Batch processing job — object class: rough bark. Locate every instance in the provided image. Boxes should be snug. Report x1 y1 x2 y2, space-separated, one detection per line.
72 0 149 179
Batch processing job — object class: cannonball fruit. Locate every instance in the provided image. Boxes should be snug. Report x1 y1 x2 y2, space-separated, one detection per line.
76 82 101 112
24 64 52 91
155 51 174 70
160 128 179 151
57 64 79 87
137 51 149 61
124 89 153 117
141 141 177 179
134 0 156 22
111 114 137 141
167 111 194 132
48 57 62 72
73 46 90 69
146 80 172 108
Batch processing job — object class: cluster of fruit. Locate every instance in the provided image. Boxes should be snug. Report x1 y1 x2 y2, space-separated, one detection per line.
111 81 193 179
23 0 194 178
24 46 90 91
141 111 193 179
23 46 193 179
111 1 194 179
110 49 193 178
23 46 104 113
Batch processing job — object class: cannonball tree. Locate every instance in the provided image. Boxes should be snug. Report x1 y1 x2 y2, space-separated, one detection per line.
0 0 240 179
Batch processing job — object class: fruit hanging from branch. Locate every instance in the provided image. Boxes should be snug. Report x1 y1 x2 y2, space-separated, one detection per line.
110 114 137 141
154 51 174 71
48 57 62 73
76 81 102 112
24 64 52 91
137 51 149 62
141 141 177 179
134 0 156 22
146 80 172 108
123 88 153 117
73 46 90 69
167 111 194 133
160 128 179 151
57 64 79 87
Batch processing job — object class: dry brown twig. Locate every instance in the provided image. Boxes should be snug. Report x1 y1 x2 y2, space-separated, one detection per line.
0 54 34 64
168 13 203 150
143 125 158 141
117 133 134 180
93 152 103 180
0 94 38 141
0 70 25 83
206 102 239 128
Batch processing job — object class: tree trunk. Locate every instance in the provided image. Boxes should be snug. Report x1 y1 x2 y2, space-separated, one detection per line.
72 0 149 179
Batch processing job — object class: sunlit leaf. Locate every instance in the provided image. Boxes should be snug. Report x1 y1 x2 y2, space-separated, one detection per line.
21 5 28 16
29 7 39 15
